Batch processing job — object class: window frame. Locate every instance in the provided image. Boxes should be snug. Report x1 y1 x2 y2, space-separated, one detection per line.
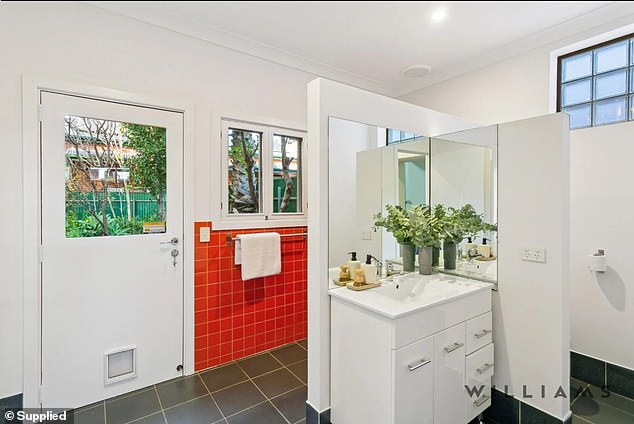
221 119 307 227
557 32 634 129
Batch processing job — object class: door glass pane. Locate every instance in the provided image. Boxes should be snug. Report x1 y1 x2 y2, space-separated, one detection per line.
561 78 591 106
630 67 634 93
65 116 167 237
272 134 302 214
561 51 592 82
227 128 262 214
593 96 627 126
594 69 628 100
562 103 591 129
594 41 628 74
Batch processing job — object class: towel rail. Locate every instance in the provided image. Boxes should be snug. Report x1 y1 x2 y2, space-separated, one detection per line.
226 232 308 246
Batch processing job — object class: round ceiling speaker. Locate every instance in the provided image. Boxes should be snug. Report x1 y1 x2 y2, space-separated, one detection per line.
400 65 432 78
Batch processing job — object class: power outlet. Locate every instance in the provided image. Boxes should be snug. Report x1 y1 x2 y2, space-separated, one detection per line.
200 226 211 243
361 231 372 241
521 247 546 263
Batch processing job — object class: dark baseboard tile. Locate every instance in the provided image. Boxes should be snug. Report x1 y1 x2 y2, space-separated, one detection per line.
306 402 330 424
571 351 605 388
483 388 571 424
0 393 22 424
571 350 634 400
606 362 634 399
483 388 520 424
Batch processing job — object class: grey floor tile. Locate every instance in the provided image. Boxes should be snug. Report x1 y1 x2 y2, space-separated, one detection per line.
270 385 307 423
581 381 634 416
270 343 307 366
129 412 167 424
200 363 248 393
164 395 223 424
212 380 266 416
237 353 282 378
156 375 208 409
72 403 105 424
287 360 307 384
105 388 161 424
572 415 593 423
297 339 307 350
225 401 287 424
253 368 303 398
572 393 634 424
295 420 306 424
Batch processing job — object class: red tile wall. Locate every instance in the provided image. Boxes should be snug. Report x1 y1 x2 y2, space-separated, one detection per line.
194 222 308 371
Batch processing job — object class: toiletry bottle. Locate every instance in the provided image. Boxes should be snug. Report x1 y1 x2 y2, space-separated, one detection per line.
362 254 377 284
347 252 361 281
477 238 491 258
353 268 366 287
339 265 350 282
464 236 477 259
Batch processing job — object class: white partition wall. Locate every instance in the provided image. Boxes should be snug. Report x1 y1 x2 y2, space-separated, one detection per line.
306 78 476 415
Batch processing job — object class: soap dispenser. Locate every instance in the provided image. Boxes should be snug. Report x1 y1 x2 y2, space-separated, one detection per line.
362 254 378 284
477 238 491 258
347 252 361 282
464 236 477 259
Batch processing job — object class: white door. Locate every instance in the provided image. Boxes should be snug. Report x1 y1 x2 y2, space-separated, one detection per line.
40 92 184 409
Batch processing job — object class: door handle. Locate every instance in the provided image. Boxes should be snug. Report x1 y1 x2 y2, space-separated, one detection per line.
444 342 464 353
160 237 179 245
474 393 492 407
476 362 494 374
407 358 431 371
474 329 492 339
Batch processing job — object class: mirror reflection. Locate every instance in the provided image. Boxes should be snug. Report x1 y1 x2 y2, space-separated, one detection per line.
328 118 497 289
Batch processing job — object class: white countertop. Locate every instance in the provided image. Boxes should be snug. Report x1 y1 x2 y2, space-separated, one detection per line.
328 273 492 319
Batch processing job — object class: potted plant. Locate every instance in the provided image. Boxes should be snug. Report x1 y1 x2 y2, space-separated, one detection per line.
410 204 444 275
374 204 419 272
441 204 482 270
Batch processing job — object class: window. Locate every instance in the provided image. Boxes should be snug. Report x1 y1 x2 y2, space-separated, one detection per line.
558 35 634 129
222 119 306 223
386 129 424 145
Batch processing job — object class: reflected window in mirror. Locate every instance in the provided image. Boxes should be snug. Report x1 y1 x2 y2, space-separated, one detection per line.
386 129 425 145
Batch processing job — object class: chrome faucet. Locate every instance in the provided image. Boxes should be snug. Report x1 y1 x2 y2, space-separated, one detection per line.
368 255 383 278
384 259 402 277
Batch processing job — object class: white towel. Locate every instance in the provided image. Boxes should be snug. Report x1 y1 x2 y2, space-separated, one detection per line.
236 232 281 280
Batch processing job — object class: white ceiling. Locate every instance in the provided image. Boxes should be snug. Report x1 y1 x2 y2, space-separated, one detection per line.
89 1 634 97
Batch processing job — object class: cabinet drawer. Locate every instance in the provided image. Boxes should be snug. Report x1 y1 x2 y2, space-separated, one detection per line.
465 311 492 355
465 343 494 421
392 336 434 424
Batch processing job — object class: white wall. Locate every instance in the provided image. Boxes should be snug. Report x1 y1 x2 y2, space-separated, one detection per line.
496 114 570 420
570 121 634 370
0 2 313 399
401 13 634 379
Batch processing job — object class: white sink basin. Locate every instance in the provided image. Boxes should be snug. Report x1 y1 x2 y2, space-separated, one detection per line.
329 272 492 319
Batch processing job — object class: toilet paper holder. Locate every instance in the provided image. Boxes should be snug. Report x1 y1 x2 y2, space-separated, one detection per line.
588 249 606 273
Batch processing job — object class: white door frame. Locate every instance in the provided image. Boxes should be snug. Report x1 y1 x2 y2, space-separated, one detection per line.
21 76 196 408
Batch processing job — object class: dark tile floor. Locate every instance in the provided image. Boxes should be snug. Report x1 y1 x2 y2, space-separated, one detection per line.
70 340 307 424
571 377 634 424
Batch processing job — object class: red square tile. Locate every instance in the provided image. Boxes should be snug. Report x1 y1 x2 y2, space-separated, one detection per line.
195 298 207 312
208 344 220 359
196 335 208 350
195 348 207 363
208 319 221 334
195 310 207 324
194 272 208 286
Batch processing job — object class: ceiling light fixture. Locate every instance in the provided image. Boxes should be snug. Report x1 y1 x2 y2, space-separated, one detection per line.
431 8 447 23
401 65 432 78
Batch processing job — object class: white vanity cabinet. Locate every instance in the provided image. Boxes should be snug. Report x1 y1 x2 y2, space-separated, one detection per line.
330 278 493 424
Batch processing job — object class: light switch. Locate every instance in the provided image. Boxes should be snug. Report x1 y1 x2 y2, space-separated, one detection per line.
200 226 211 243
361 231 372 240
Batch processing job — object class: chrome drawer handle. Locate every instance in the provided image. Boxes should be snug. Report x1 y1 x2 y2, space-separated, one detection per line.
444 342 464 353
474 329 492 339
474 393 492 407
408 358 431 371
476 362 494 374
